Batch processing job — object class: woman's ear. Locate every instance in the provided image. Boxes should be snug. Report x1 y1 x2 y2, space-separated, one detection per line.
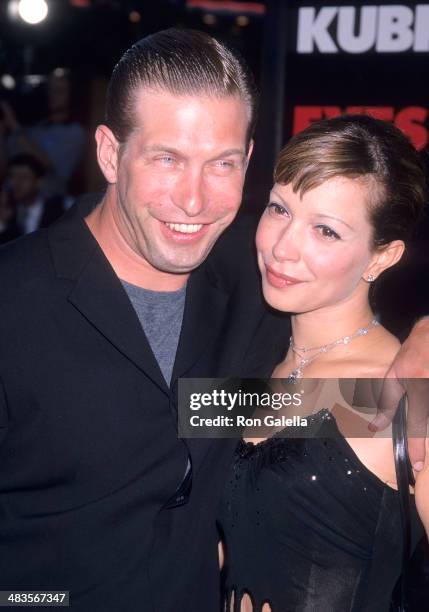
362 240 405 282
95 124 120 184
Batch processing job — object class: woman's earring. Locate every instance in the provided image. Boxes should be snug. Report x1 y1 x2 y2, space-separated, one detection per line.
366 274 376 282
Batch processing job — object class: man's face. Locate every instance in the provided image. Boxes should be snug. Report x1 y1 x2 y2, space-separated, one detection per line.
8 165 40 205
99 89 251 275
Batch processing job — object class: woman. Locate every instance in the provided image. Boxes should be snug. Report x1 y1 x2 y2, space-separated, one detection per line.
217 115 429 611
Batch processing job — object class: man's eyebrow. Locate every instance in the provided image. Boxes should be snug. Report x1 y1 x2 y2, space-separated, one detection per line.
141 145 183 155
140 146 246 157
212 148 247 157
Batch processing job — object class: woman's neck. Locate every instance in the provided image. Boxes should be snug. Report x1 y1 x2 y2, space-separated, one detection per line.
290 294 375 351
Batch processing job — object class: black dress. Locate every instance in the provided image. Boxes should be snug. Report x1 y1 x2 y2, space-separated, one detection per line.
218 410 422 612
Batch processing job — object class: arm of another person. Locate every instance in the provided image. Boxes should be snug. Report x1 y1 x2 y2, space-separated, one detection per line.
371 317 429 470
415 440 429 537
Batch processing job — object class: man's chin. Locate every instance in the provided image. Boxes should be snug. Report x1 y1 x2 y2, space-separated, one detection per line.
155 257 207 275
153 244 216 274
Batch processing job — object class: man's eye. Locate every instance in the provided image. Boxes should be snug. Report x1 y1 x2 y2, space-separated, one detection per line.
214 160 235 170
316 225 340 240
267 202 288 217
155 155 175 165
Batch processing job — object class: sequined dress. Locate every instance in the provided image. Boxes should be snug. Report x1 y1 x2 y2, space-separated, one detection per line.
217 410 422 612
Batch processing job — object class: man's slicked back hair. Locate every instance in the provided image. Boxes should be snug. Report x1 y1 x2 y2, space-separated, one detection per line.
105 28 258 149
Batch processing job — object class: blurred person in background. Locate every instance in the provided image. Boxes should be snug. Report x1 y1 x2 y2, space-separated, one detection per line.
0 153 69 243
0 183 15 245
0 70 86 197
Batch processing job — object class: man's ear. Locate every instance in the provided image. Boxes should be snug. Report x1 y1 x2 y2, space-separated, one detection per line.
363 240 405 282
95 125 120 184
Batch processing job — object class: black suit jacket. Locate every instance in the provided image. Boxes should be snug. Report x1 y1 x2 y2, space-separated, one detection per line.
0 197 290 611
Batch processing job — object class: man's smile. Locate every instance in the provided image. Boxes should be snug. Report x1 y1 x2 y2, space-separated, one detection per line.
164 222 204 234
160 219 210 242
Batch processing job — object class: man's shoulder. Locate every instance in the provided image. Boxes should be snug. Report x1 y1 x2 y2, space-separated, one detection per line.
0 229 49 267
0 230 53 290
0 193 101 285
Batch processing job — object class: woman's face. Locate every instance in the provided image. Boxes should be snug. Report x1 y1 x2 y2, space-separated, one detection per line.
256 176 378 315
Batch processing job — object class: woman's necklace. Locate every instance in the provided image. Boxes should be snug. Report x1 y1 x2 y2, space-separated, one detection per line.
287 318 379 382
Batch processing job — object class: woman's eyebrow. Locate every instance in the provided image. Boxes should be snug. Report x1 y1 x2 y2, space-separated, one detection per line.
314 213 354 230
270 191 289 205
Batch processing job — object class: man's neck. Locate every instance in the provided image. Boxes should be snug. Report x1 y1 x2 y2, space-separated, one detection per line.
85 196 189 292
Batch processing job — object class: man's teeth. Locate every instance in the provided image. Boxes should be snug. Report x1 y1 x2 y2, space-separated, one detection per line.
165 222 203 234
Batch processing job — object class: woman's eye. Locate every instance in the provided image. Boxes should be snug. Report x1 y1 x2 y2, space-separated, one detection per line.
267 202 289 217
316 225 340 240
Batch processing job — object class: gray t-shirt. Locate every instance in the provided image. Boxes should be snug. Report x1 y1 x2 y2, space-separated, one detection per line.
121 280 187 385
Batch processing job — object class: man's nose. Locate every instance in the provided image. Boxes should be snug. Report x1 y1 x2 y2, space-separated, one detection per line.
272 223 301 262
173 168 205 217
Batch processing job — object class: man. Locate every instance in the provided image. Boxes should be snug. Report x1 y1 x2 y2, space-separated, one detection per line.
0 29 427 611
0 154 67 244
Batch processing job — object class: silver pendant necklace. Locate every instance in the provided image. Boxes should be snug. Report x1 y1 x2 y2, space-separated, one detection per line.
287 318 379 383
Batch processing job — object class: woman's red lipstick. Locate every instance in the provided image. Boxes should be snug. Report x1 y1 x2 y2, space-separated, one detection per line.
265 265 304 289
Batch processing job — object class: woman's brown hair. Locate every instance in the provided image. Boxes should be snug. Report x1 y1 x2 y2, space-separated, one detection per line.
274 115 426 248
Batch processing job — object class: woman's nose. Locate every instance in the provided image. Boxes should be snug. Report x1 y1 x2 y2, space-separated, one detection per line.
272 224 301 263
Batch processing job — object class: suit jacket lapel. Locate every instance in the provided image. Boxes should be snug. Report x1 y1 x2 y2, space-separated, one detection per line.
171 263 230 381
48 198 169 394
69 250 169 392
171 264 231 472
